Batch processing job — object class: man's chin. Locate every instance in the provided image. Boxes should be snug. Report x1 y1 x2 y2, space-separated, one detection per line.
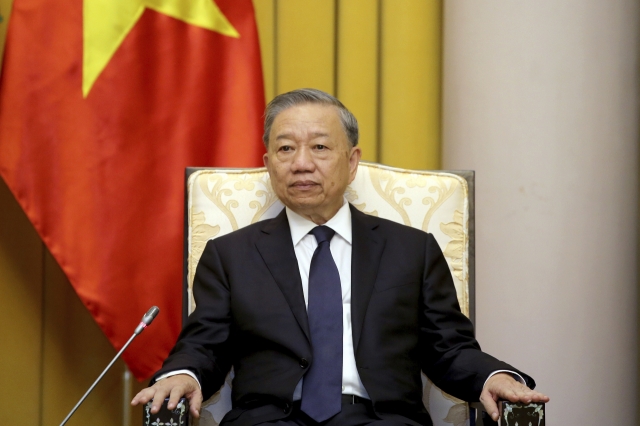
281 196 324 214
287 200 320 213
284 190 321 205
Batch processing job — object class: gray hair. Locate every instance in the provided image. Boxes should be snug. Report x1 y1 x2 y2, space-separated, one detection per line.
262 88 359 147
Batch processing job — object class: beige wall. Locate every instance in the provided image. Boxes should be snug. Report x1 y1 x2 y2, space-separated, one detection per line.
442 1 640 424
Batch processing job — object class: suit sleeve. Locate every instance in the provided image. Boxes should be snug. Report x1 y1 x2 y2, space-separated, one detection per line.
152 239 233 400
419 233 535 401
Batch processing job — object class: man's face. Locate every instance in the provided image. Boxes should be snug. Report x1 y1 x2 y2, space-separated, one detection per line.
263 103 361 224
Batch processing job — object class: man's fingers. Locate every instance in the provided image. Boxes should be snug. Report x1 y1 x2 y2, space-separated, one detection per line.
501 385 549 404
182 384 203 419
479 389 500 421
529 391 550 402
167 386 186 410
131 387 156 406
190 406 200 419
503 386 530 402
150 388 170 414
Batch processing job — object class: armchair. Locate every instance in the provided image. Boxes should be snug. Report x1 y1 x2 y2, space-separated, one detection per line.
182 162 479 426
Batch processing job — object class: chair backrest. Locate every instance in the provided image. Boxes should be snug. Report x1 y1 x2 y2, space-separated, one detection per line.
184 162 475 426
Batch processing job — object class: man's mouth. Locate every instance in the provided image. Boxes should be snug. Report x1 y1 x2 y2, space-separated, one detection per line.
290 180 318 190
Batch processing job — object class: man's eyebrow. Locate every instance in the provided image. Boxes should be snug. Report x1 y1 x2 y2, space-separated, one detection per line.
310 132 329 138
275 132 330 141
275 133 293 141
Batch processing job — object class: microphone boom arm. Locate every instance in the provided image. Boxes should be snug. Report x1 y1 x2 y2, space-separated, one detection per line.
59 306 159 426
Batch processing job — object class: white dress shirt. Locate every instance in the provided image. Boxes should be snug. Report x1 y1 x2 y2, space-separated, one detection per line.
286 200 368 400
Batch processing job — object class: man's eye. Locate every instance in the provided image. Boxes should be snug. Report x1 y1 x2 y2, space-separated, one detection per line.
279 146 292 152
315 144 326 150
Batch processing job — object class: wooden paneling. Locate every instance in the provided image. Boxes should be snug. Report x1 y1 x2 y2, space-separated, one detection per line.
0 177 43 425
40 252 130 426
1 177 144 425
0 0 13 71
253 0 276 102
276 1 336 95
336 0 380 162
380 0 442 169
254 0 443 169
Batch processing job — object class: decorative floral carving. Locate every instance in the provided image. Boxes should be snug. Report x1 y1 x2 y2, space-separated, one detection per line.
177 402 187 425
442 390 465 405
188 171 278 292
233 174 256 191
250 176 279 224
502 403 544 426
199 174 240 231
189 211 220 288
144 399 188 426
421 178 458 232
423 375 469 426
345 186 378 216
196 172 278 231
439 210 465 282
369 169 412 225
369 168 460 231
440 210 468 315
406 175 428 188
443 402 469 426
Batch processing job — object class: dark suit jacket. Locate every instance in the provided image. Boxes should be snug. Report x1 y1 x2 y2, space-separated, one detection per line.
156 205 534 425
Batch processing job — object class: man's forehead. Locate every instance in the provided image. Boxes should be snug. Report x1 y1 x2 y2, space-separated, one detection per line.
274 103 339 120
271 104 343 136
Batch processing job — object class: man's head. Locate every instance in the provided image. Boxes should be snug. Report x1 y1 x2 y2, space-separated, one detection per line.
263 88 359 148
263 89 362 225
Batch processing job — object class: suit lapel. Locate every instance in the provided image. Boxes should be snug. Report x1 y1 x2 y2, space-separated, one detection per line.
255 209 311 343
350 205 385 353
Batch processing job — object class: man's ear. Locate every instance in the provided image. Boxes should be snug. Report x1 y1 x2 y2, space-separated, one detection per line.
348 146 361 182
263 152 269 168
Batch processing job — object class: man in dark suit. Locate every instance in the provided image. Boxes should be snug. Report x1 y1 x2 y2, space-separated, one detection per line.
132 89 548 425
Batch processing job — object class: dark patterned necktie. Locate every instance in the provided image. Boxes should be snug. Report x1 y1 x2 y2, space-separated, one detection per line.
300 226 343 422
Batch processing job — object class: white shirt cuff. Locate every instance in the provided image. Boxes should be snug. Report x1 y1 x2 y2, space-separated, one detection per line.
483 370 526 389
156 370 202 390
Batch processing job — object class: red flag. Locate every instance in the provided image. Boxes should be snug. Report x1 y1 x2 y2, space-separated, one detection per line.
0 0 265 379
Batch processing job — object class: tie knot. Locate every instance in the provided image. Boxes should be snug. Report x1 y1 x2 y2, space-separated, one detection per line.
310 226 336 244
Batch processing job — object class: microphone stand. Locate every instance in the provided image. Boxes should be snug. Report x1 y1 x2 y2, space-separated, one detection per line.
59 306 159 426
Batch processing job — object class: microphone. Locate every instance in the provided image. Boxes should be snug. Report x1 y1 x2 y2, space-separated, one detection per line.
135 305 160 335
59 306 160 426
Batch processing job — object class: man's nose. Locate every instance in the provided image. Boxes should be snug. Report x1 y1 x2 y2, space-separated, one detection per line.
291 147 315 172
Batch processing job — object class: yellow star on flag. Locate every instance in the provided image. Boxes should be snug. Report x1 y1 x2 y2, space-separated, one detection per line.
83 0 239 97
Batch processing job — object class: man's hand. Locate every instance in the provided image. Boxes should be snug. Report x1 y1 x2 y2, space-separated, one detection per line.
480 373 549 422
131 374 203 419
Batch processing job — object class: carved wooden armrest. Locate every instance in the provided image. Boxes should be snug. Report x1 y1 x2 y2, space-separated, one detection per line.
143 397 190 426
470 401 545 426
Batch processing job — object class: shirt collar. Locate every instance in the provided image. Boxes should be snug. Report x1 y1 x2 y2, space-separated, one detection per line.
286 200 352 246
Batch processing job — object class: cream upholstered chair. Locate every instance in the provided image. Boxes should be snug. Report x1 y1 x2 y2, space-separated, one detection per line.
183 162 476 426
